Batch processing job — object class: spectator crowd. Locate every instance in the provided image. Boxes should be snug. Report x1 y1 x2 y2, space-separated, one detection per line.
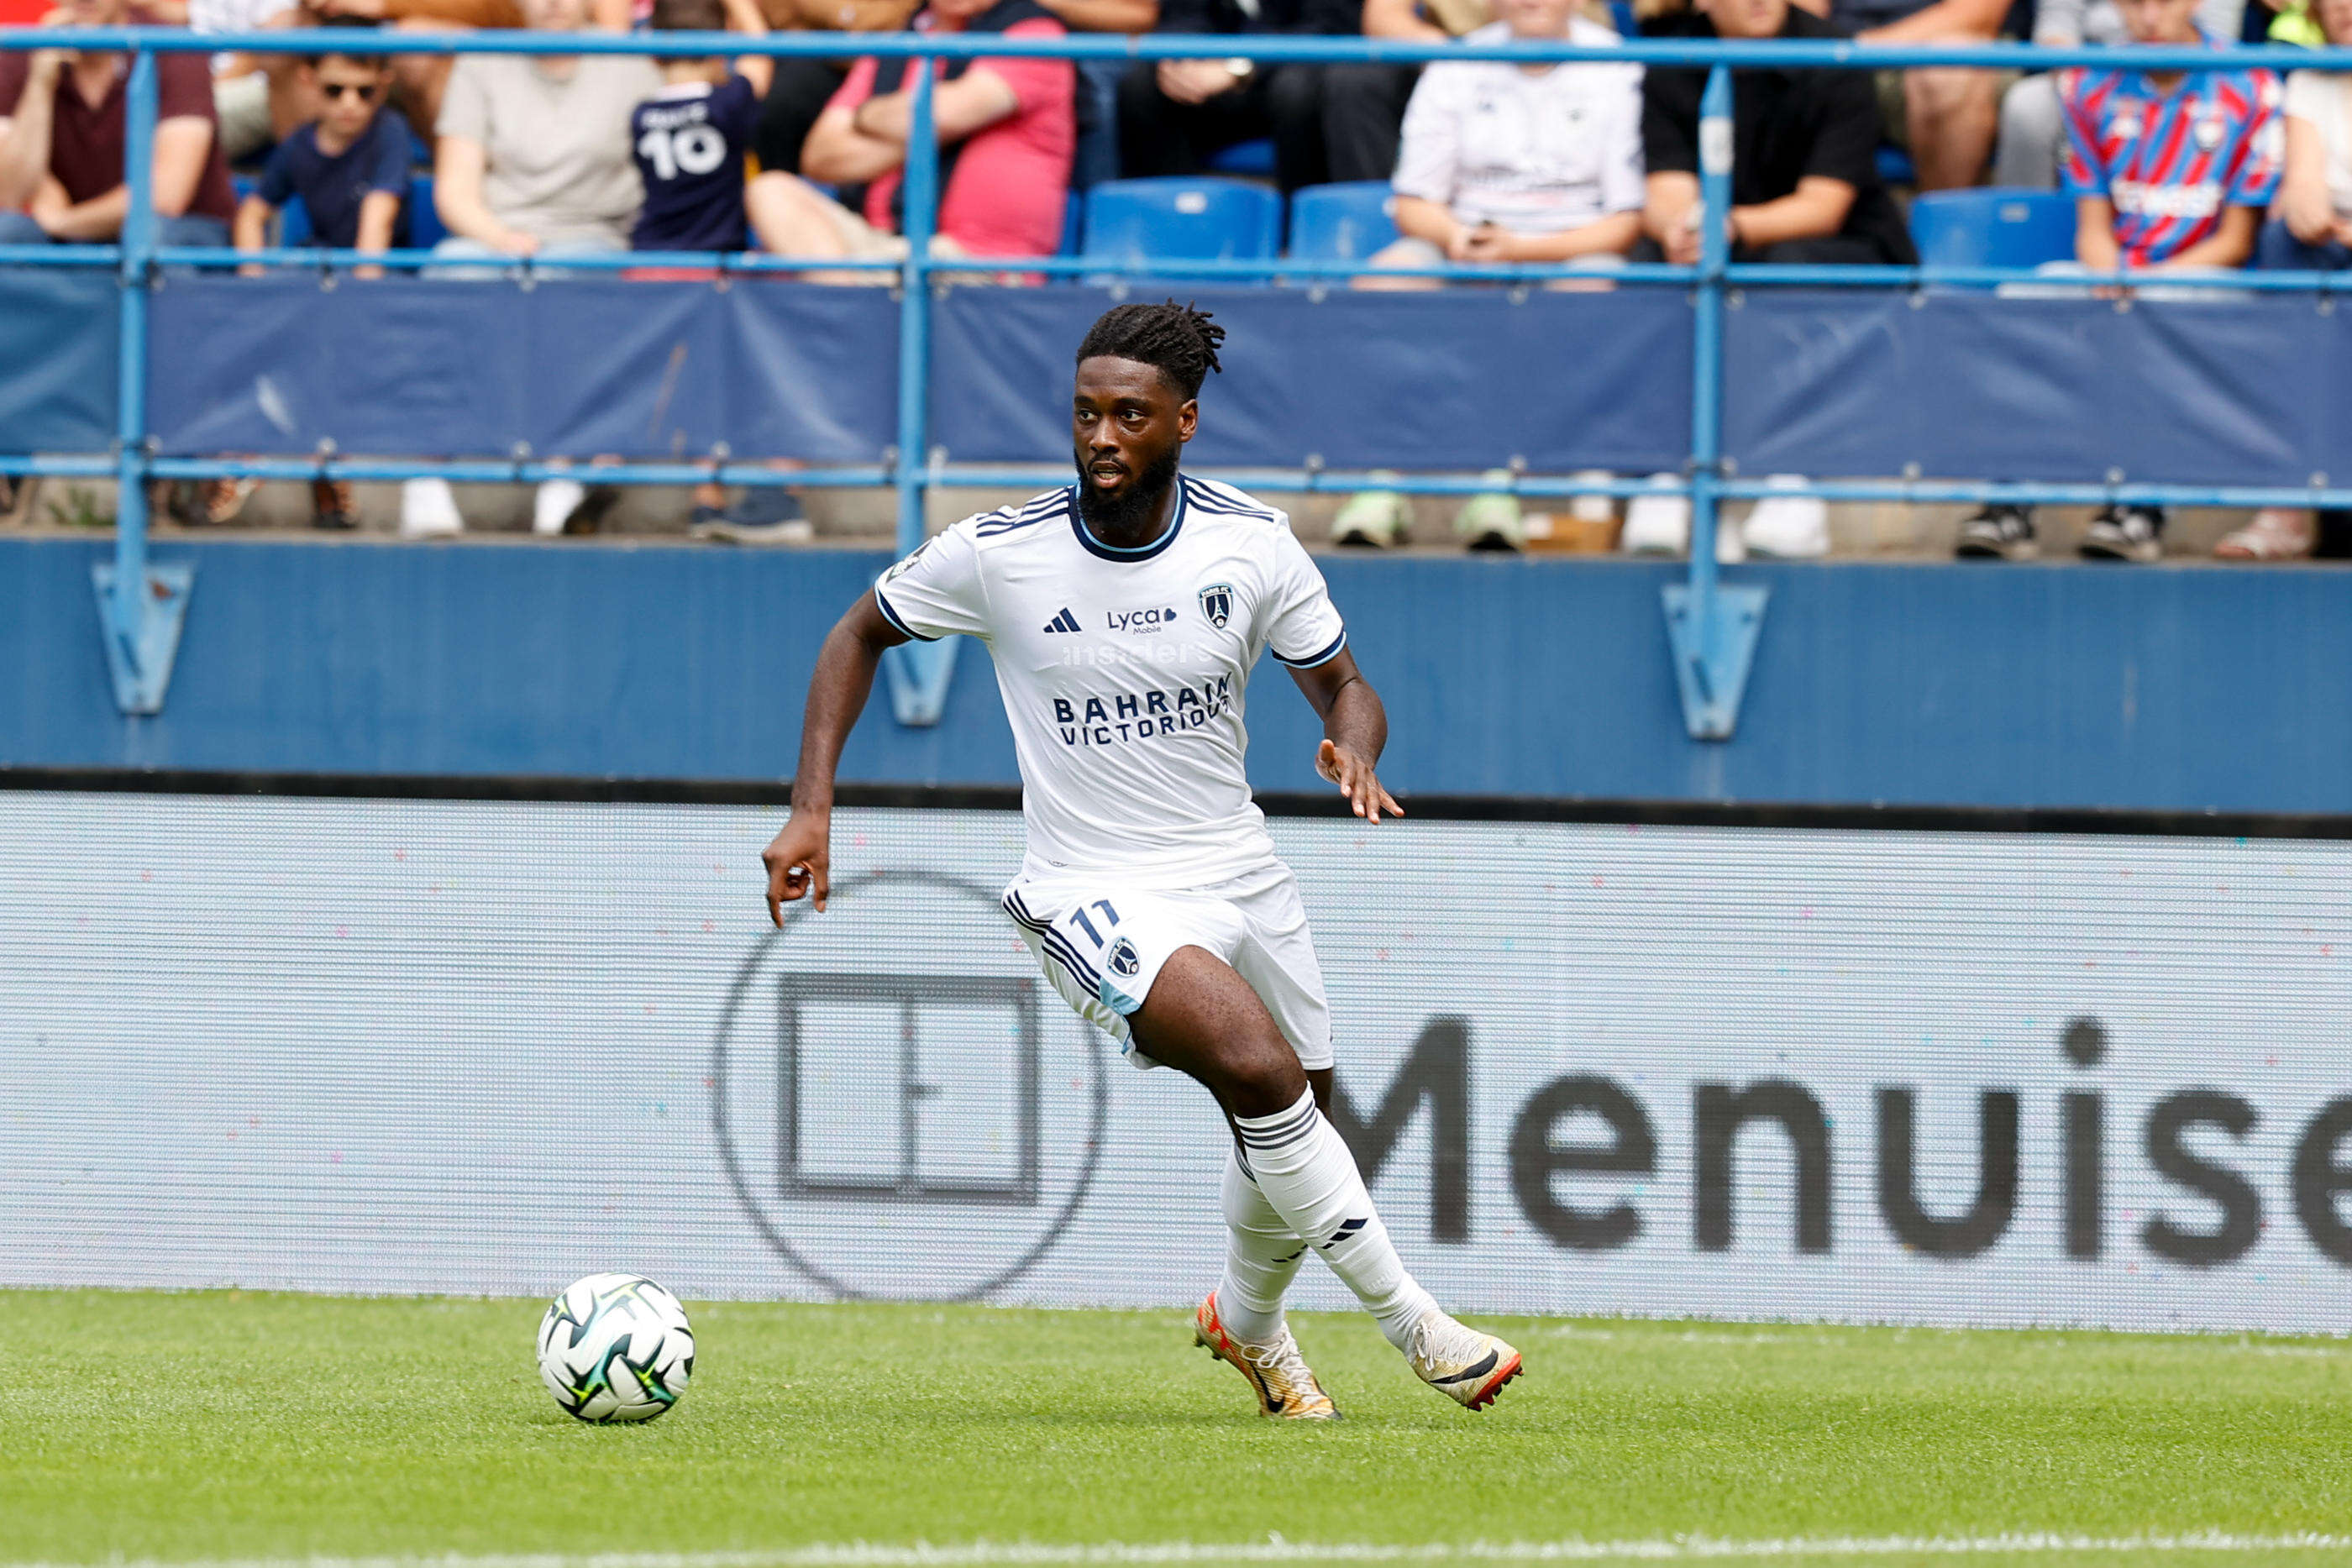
1 0 2347 553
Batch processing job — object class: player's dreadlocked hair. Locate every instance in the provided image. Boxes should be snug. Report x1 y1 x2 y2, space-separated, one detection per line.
1074 301 1226 400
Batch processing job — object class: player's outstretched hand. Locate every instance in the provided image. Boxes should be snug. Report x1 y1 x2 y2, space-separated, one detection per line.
1317 740 1403 826
761 810 831 924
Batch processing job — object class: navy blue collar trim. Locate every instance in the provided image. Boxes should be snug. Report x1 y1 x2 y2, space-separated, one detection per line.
1069 480 1185 563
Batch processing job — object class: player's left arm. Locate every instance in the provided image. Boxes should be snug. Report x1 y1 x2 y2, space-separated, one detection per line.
1289 649 1403 826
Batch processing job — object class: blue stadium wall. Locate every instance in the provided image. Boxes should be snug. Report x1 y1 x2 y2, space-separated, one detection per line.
6 536 2350 810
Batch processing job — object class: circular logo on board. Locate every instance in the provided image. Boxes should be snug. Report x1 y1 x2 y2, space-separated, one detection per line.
710 870 1109 1301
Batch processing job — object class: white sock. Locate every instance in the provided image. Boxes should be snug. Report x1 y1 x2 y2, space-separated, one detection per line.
1217 1148 1305 1344
1231 1088 1439 1353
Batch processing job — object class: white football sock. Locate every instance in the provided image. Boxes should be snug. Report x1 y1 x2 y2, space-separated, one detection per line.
1231 1088 1438 1352
1217 1148 1305 1344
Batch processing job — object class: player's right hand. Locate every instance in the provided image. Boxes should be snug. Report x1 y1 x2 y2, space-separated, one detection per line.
761 810 830 924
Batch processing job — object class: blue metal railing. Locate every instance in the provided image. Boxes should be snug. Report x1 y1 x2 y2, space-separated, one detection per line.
4 24 2348 729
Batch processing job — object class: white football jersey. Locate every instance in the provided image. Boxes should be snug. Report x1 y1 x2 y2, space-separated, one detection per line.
874 475 1347 890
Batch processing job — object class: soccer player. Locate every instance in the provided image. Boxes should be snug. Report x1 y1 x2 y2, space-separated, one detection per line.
759 301 1522 1420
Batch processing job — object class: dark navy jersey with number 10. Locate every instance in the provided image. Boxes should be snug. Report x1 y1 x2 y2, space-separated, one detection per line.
629 74 759 252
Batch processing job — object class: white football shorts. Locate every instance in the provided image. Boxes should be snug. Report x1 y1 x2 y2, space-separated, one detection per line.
1000 859 1335 1072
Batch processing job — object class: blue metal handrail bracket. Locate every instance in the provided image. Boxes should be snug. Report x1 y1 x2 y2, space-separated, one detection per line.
90 47 192 716
1661 64 1766 742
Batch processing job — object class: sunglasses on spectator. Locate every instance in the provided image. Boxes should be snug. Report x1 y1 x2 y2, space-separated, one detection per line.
321 83 381 101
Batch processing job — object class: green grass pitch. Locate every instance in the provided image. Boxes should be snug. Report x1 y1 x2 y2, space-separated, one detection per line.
6 1290 2351 1568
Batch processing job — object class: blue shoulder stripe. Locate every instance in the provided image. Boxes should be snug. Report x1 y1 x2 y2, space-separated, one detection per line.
976 488 1076 538
1182 477 1284 523
1274 627 1348 669
872 589 937 643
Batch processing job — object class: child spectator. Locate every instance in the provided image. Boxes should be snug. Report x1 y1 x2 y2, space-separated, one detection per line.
1956 0 2280 564
628 0 814 543
750 0 1075 276
631 0 773 254
1992 0 2244 187
234 21 410 259
221 18 402 531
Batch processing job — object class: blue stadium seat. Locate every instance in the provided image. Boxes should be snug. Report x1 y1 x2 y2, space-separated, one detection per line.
1080 177 1282 275
280 194 312 246
1287 181 1397 262
407 176 447 249
1908 188 2077 270
1058 189 1084 258
1205 137 1277 178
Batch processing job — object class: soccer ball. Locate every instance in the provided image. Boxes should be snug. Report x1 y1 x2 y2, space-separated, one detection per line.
536 1272 696 1423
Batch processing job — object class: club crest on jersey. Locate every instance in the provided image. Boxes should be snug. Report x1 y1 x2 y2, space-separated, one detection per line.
2194 116 2225 150
1106 938 1142 978
881 538 932 584
1197 583 1235 629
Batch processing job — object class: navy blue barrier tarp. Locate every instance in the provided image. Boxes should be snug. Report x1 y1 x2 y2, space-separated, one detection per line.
929 285 1696 473
1723 288 2343 485
0 269 117 454
144 275 898 460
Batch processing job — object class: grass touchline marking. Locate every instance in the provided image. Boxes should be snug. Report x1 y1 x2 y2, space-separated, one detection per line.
36 1534 2352 1567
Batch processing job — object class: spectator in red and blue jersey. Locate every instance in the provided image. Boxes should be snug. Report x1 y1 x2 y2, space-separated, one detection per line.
1955 0 2281 565
2060 0 2280 274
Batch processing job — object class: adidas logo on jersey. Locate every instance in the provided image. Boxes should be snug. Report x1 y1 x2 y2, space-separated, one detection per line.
1042 609 1082 634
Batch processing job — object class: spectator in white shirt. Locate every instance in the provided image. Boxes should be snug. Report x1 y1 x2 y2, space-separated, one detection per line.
1331 0 1640 552
1359 0 1643 283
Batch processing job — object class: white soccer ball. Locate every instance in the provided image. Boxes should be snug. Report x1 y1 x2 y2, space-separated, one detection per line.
536 1272 696 1423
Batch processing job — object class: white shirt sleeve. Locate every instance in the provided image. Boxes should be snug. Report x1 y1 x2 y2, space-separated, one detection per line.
1261 527 1348 669
1599 63 1648 215
874 523 990 642
1391 65 1466 209
2286 68 2332 126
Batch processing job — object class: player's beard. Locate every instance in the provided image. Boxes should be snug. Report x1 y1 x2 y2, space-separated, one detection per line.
1074 444 1182 540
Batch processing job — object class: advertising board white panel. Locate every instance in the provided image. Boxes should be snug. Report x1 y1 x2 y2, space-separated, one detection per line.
5 790 2349 1332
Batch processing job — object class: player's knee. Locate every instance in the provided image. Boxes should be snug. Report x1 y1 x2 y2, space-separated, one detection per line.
1212 1027 1308 1119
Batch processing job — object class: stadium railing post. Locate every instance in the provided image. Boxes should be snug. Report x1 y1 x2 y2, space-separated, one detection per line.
879 46 960 728
90 40 194 718
1662 61 1766 742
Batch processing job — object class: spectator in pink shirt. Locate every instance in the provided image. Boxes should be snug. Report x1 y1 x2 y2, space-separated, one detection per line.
749 0 1075 276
